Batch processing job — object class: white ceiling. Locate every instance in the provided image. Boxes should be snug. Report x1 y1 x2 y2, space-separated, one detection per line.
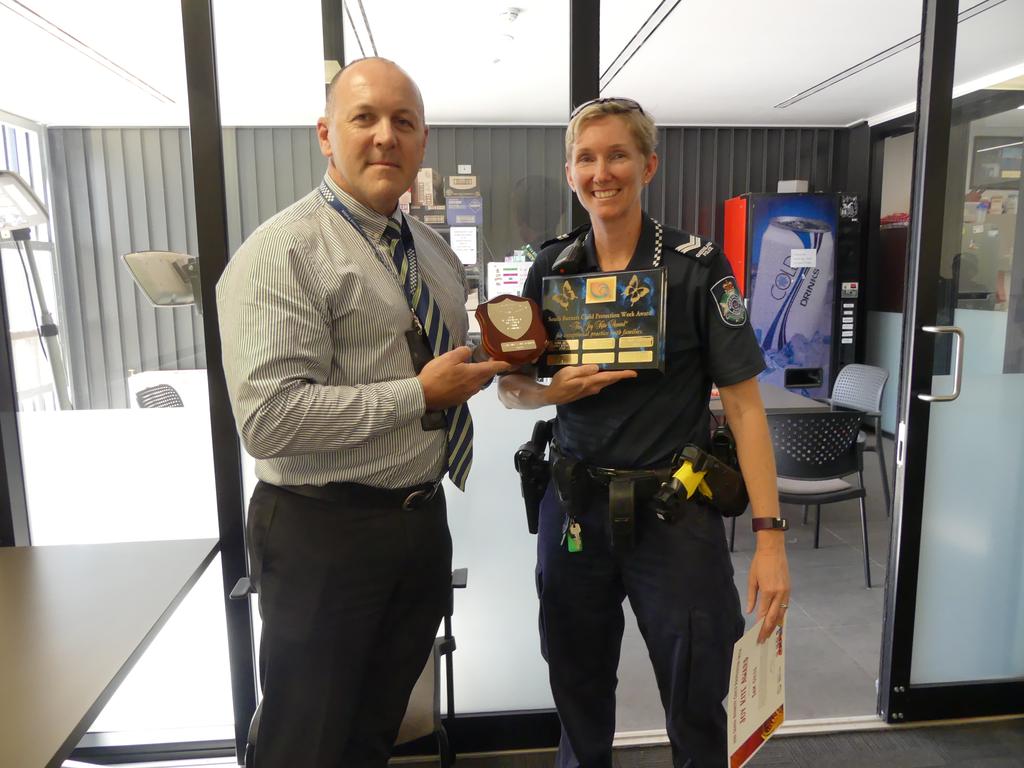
0 0 1021 128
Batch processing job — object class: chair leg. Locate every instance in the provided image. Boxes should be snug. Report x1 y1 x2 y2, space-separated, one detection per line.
814 504 822 548
802 504 808 525
859 496 872 589
437 724 452 768
729 515 736 552
874 417 891 517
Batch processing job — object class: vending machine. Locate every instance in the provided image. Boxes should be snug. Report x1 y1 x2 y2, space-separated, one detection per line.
723 192 845 399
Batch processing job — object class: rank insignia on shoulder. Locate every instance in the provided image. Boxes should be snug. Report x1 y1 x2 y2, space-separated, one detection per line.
710 276 747 327
672 234 719 264
675 234 702 254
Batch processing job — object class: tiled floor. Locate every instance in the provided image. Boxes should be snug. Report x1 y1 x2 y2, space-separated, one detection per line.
616 438 894 729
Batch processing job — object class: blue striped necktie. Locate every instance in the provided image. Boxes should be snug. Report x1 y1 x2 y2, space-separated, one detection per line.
382 217 473 490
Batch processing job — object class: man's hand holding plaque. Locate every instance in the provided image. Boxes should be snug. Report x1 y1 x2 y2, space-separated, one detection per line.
475 294 546 366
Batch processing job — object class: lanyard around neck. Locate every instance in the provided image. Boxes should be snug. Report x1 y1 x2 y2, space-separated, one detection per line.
318 182 422 310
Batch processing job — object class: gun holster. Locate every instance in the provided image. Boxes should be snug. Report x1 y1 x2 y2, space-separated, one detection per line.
683 442 749 517
649 427 749 521
514 420 554 534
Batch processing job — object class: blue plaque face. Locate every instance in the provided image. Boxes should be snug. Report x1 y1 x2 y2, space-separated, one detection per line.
540 267 667 375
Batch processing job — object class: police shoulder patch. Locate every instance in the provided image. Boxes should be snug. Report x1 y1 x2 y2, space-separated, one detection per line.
710 275 747 327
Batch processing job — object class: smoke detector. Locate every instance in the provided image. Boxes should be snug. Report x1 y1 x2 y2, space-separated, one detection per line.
498 7 521 24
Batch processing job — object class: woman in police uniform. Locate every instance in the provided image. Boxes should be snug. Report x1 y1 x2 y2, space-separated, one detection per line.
497 99 791 768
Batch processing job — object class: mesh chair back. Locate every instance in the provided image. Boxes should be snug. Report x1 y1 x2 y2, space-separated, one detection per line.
768 411 864 480
830 364 888 413
136 384 184 408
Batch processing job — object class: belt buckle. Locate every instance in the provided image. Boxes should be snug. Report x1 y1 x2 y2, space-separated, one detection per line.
402 482 438 511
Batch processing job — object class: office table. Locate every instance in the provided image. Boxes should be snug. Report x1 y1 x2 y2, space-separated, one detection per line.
710 382 830 415
0 538 219 768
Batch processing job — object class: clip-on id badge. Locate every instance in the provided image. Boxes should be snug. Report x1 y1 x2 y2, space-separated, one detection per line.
404 327 445 431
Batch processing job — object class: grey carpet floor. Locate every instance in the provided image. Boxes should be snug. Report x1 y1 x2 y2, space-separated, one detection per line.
617 437 894 729
427 719 1024 767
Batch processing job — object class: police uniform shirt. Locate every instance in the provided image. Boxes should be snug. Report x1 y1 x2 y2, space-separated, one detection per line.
521 216 765 469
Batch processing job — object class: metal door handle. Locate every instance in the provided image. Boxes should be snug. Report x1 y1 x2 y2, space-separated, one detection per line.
918 325 964 402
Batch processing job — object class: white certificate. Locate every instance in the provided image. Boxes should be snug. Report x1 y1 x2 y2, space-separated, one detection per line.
727 618 785 768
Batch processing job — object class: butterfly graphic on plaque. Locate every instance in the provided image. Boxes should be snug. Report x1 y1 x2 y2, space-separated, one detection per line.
550 280 578 310
623 274 651 306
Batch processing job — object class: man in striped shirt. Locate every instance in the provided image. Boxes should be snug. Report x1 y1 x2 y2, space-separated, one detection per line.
217 57 507 767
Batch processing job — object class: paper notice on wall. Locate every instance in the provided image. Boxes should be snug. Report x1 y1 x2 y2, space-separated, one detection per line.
486 261 533 299
789 248 816 268
728 619 785 768
449 226 477 265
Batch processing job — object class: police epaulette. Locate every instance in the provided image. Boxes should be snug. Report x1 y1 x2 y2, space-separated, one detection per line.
540 225 588 250
666 232 719 266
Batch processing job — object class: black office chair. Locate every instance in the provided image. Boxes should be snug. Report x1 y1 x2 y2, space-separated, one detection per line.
135 383 184 408
230 568 467 767
769 410 872 588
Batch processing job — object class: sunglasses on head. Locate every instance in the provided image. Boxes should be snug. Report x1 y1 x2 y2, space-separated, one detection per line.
570 97 644 120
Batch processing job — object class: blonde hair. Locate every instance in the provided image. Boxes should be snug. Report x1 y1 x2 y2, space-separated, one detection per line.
565 100 657 160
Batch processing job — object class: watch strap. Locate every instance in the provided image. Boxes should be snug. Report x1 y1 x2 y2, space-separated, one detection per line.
751 516 789 532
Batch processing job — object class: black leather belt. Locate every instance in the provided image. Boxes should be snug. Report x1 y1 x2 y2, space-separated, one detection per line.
278 479 442 511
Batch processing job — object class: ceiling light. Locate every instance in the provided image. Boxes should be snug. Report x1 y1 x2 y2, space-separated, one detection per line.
976 140 1023 153
776 0 1007 110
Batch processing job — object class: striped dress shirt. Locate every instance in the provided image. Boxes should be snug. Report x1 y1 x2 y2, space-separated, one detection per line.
217 172 469 489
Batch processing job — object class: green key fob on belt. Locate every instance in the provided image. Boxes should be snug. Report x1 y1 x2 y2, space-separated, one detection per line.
567 520 583 553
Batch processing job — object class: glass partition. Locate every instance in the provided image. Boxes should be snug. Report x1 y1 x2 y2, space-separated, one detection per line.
599 0 925 733
909 10 1024 684
0 0 232 743
337 0 571 713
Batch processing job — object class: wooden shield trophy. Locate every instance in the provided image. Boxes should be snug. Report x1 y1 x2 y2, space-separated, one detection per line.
475 294 546 365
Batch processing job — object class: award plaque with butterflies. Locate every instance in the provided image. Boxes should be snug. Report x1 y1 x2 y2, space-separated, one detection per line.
540 268 668 375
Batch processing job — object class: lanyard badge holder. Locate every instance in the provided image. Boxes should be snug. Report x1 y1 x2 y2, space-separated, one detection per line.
404 326 446 431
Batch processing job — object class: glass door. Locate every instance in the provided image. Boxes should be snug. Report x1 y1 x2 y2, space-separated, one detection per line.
880 0 1024 721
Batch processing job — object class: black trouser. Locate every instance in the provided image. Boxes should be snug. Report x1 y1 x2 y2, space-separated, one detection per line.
536 481 744 768
247 480 452 768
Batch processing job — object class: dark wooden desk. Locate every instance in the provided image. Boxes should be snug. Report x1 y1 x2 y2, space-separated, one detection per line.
710 382 830 415
0 539 218 768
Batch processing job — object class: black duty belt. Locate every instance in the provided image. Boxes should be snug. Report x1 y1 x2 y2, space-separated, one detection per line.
584 464 674 495
550 443 672 497
277 479 442 511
